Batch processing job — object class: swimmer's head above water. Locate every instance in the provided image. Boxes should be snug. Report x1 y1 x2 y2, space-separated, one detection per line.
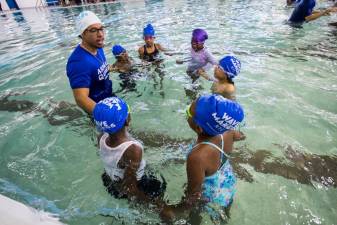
93 97 129 134
215 55 241 81
143 24 156 46
191 28 208 52
186 94 244 136
112 44 128 60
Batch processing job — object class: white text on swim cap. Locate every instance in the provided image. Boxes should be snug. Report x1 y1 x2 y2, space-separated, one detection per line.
231 58 241 74
95 121 116 130
212 112 240 130
101 97 121 110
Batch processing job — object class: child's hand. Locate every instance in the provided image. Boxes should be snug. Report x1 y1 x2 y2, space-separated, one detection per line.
109 65 117 72
197 68 214 81
160 206 175 222
197 68 206 75
234 131 246 141
329 7 337 13
323 9 331 16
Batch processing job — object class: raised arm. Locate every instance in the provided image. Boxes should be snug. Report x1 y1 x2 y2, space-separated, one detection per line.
305 8 331 21
197 68 214 81
205 49 218 65
222 130 245 155
156 43 174 56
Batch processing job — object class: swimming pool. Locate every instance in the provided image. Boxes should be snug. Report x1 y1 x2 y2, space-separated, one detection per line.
0 0 337 224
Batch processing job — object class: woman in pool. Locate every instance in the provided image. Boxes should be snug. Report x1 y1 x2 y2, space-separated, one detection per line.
160 94 245 223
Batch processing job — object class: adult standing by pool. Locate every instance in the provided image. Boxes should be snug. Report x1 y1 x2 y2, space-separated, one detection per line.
66 11 113 114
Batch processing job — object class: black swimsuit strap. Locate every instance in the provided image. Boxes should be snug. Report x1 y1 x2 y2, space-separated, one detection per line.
144 44 158 56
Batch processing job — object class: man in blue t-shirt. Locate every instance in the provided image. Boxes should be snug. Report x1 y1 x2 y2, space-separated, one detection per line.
66 11 113 114
288 0 335 24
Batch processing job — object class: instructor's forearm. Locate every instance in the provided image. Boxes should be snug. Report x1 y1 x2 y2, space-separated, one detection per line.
73 88 96 114
75 96 96 114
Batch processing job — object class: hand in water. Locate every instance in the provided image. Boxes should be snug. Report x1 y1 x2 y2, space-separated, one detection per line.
197 68 214 81
197 68 206 75
164 52 174 56
109 64 117 72
323 9 331 16
329 7 337 13
142 61 152 66
233 131 246 141
160 206 175 222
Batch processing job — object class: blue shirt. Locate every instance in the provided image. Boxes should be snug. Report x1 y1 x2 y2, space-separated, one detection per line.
289 0 316 23
66 45 112 103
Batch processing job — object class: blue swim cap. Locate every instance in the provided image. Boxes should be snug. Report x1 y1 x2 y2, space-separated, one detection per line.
193 94 244 136
143 24 155 37
219 56 241 79
112 44 126 57
93 97 129 134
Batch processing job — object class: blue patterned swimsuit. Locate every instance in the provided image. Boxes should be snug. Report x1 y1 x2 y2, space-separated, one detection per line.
188 135 236 208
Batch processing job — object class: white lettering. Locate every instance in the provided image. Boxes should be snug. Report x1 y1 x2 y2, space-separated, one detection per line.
96 121 116 129
97 62 109 81
101 98 121 110
212 112 239 130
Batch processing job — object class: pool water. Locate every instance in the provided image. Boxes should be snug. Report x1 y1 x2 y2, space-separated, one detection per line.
0 0 337 224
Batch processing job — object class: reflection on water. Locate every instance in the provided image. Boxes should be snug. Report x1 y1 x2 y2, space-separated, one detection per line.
1 0 337 224
1 94 336 189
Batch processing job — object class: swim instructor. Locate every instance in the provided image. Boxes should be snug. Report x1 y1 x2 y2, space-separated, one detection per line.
66 11 113 114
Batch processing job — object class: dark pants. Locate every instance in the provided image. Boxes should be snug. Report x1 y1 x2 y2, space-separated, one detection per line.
101 171 166 199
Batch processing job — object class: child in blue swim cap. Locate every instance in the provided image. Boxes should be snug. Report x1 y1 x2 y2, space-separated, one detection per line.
110 44 134 73
138 24 172 63
93 97 166 201
210 55 241 100
160 94 245 223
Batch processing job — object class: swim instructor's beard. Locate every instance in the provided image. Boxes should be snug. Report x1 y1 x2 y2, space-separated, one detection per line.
83 42 104 52
92 40 104 49
95 43 104 48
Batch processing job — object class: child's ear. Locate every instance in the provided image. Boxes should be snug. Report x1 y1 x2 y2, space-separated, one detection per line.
195 125 203 135
125 114 131 126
